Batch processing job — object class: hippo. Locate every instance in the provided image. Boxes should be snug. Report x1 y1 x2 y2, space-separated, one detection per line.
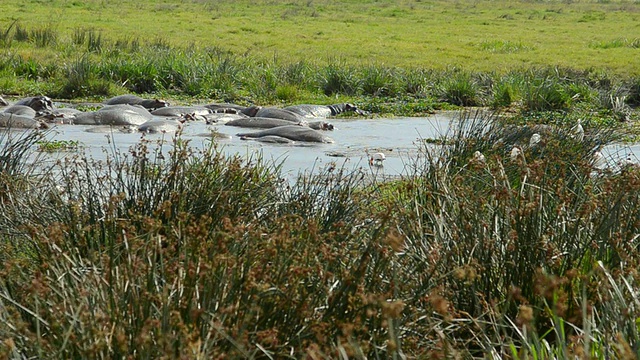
104 95 169 110
254 107 304 122
14 96 54 112
307 121 334 131
197 112 252 125
205 104 261 117
3 105 38 117
0 95 7 106
242 135 295 144
236 125 334 143
225 117 306 129
138 118 183 133
84 125 138 134
74 104 152 126
284 103 368 117
151 106 213 117
0 113 48 129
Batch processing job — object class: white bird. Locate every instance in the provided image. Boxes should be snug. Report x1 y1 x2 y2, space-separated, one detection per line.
529 133 541 148
592 151 606 170
510 146 522 162
473 150 486 163
369 152 386 167
572 119 585 142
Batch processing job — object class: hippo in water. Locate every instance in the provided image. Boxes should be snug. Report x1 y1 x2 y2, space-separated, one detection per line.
225 117 306 129
205 103 261 116
225 117 334 131
284 103 368 118
254 107 304 122
74 104 153 126
236 125 334 143
3 105 39 117
151 106 213 117
0 113 48 129
138 118 184 133
104 95 169 110
14 96 55 113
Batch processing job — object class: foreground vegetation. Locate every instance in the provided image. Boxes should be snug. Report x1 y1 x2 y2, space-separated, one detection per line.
1 112 640 358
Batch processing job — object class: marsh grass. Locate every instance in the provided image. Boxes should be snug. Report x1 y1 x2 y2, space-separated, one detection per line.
2 110 640 357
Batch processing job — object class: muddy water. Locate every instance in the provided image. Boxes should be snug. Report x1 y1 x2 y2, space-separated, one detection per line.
8 111 639 179
31 113 459 180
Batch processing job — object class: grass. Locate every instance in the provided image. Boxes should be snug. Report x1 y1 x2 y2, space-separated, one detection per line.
37 139 80 152
2 112 640 357
1 0 639 74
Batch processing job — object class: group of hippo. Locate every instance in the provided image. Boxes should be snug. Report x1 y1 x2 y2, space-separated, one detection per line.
0 94 369 144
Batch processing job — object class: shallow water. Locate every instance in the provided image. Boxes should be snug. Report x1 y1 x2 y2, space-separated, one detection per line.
25 113 459 180
4 111 639 179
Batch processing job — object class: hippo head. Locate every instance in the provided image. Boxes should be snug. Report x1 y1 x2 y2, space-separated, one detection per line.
344 103 369 116
29 96 54 112
241 105 262 117
321 122 334 131
140 99 170 110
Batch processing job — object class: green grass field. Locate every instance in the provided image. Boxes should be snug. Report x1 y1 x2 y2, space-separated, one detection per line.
1 0 639 74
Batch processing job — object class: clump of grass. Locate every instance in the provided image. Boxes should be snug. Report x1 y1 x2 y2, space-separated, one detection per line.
31 25 58 48
479 39 533 53
361 64 397 97
275 84 299 101
37 139 80 152
0 20 16 47
13 23 28 42
319 58 360 96
521 70 573 111
436 70 481 106
57 55 113 98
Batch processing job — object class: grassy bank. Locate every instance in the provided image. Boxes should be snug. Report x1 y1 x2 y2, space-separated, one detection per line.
0 0 638 123
1 113 640 358
1 0 639 74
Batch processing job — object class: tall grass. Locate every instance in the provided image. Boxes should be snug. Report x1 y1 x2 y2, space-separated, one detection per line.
2 110 640 357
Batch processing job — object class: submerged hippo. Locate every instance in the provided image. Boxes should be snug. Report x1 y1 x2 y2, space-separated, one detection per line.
205 103 259 114
3 105 38 117
151 106 213 117
0 113 48 129
225 117 305 129
243 135 295 144
84 125 138 134
237 125 334 143
205 104 261 117
254 107 304 122
74 104 152 126
284 103 368 117
138 118 183 133
104 95 169 110
307 121 334 131
15 96 54 112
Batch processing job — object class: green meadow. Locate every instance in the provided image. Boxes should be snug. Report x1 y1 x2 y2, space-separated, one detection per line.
3 1 640 359
1 0 639 73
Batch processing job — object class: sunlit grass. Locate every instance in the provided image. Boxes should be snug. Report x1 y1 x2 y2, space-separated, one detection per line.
0 0 638 74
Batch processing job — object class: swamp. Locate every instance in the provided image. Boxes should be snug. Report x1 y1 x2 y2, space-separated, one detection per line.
2 0 640 358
